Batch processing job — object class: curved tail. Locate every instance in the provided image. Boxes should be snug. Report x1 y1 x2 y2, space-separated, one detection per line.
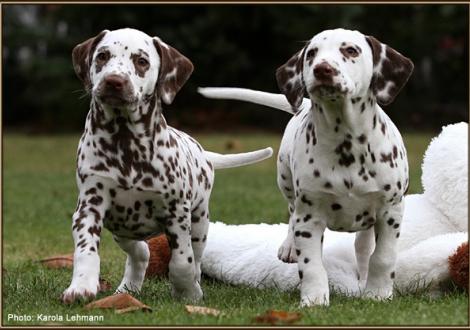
198 87 310 114
205 147 273 170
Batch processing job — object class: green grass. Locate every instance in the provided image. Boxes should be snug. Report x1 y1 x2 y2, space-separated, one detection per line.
3 132 468 326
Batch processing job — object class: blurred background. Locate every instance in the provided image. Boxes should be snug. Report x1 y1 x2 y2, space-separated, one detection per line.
3 4 469 133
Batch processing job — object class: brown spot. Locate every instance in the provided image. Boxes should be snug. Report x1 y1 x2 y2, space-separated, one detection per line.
275 48 306 109
154 39 194 105
301 195 313 206
366 35 414 106
340 44 361 59
130 51 150 78
142 177 153 187
295 231 312 238
357 134 366 144
331 203 342 211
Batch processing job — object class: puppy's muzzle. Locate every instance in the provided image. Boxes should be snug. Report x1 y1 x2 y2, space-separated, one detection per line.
313 62 339 82
311 62 346 96
96 74 136 107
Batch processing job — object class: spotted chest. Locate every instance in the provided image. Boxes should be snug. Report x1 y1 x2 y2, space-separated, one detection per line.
103 188 168 239
75 114 215 240
286 107 408 232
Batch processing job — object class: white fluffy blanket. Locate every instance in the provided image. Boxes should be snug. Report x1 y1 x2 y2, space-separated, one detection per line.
201 123 468 296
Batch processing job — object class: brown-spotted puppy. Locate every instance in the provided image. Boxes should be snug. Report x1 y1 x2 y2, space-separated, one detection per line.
61 28 272 304
199 28 414 306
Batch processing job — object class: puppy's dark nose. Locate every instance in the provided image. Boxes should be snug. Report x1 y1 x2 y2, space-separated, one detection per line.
313 62 338 80
104 75 127 91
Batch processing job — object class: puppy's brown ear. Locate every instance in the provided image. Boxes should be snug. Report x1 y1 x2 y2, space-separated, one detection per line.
366 36 414 106
153 37 194 105
275 47 306 111
72 30 108 89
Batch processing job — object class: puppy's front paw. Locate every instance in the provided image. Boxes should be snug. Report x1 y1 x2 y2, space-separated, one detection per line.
277 238 298 263
300 293 330 307
363 283 393 301
171 282 203 302
358 279 367 291
61 279 100 304
115 282 141 295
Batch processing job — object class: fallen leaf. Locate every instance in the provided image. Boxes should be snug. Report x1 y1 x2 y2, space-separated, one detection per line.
185 305 221 316
115 306 145 314
85 293 151 313
253 310 302 325
99 278 112 292
39 254 73 269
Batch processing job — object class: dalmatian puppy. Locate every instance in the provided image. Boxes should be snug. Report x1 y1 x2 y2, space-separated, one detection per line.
199 28 414 306
61 28 272 304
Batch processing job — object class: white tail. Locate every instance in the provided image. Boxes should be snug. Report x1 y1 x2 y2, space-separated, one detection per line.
198 87 310 114
205 147 273 170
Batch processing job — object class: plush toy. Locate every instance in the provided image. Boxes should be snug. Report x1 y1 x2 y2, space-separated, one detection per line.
146 123 468 295
145 235 171 278
449 242 469 291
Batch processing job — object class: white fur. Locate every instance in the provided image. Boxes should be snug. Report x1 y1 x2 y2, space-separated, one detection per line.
422 122 468 230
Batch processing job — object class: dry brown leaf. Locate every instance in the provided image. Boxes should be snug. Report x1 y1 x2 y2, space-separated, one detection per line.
115 306 145 314
253 310 302 325
99 278 112 292
85 293 151 312
39 254 73 269
185 305 221 316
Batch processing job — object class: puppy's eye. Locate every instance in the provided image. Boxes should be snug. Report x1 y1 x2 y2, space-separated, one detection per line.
345 47 358 56
137 57 149 66
306 48 318 60
96 52 109 61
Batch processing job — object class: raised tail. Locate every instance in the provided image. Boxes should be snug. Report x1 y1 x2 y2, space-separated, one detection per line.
205 147 273 170
198 87 310 114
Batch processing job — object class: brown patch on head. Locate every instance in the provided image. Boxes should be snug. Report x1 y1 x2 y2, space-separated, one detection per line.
94 46 111 74
340 44 361 59
72 30 108 89
275 47 306 110
130 49 150 78
366 35 414 106
367 36 382 67
153 38 194 105
305 47 318 66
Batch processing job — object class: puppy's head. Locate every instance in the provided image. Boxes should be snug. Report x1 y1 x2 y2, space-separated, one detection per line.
72 28 193 110
276 28 414 110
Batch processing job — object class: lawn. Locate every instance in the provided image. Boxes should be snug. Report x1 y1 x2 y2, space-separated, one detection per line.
2 131 468 326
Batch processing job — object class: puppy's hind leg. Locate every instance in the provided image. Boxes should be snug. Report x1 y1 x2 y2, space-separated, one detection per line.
278 202 299 263
114 236 150 294
355 227 375 290
166 200 203 302
190 200 210 284
277 162 298 263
